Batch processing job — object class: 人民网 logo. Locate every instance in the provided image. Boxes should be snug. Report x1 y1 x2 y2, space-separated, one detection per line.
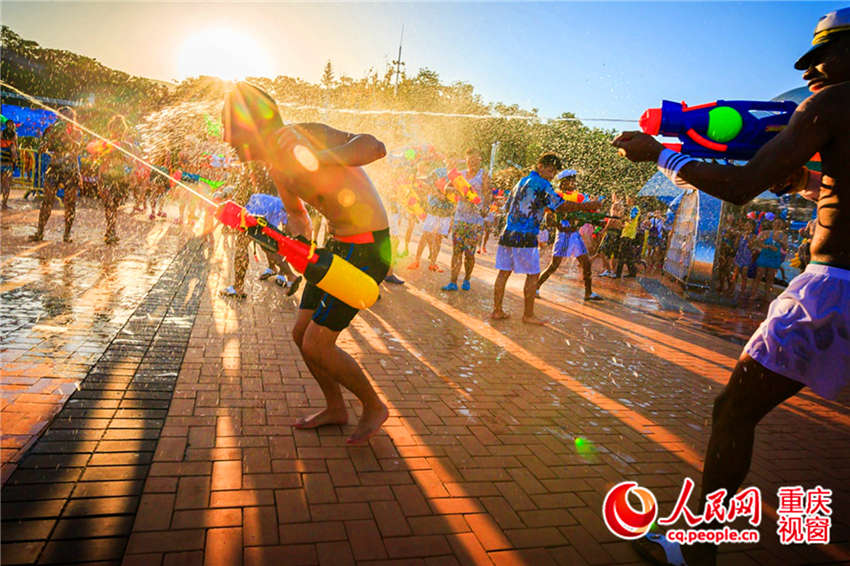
602 481 658 540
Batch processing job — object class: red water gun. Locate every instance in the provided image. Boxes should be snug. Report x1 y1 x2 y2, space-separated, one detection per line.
214 201 379 309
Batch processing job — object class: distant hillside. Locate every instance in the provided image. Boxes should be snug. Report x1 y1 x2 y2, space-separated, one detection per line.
0 26 656 193
1 26 170 120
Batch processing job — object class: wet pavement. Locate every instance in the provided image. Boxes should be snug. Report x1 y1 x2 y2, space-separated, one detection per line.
1 194 196 480
1 192 848 565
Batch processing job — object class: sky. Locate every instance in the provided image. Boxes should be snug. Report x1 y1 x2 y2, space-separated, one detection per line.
2 2 846 131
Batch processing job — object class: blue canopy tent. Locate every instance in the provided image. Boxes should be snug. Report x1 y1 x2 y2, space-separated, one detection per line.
0 105 60 188
0 104 58 137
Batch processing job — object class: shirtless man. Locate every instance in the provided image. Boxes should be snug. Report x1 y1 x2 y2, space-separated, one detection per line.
613 8 850 565
223 82 391 444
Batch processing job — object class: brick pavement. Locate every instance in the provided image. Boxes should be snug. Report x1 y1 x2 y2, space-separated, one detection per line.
1 195 195 480
2 196 849 565
1 232 209 564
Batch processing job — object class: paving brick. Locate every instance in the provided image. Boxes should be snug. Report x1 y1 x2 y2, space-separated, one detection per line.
559 525 616 565
176 476 211 509
1 482 74 502
121 552 164 566
0 541 45 564
6 467 83 485
407 514 470 536
384 534 452 558
172 508 242 529
239 472 300 490
210 489 274 508
310 502 373 522
144 477 178 493
211 460 241 491
162 550 203 566
38 536 127 564
80 465 149 482
304 472 337 504
503 526 568 548
275 489 310 523
371 500 412 537
337 485 394 502
154 437 188 462
428 498 482 515
242 506 277 546
392 484 433 517
204 527 242 566
345 519 387 561
489 547 559 566
0 518 56 542
188 427 216 449
63 496 138 517
278 520 347 544
243 544 317 566
2 499 66 520
317 541 356 566
327 458 359 487
149 462 211 477
446 532 491 566
126 529 206 554
133 493 175 531
52 515 135 539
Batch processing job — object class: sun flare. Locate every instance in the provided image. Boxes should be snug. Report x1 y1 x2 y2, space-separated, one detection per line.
176 28 273 81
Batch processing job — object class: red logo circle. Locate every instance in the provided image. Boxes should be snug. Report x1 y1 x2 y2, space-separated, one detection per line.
602 481 658 539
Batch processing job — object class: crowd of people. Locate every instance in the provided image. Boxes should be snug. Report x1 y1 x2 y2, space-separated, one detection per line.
716 212 789 299
2 106 234 246
380 146 675 310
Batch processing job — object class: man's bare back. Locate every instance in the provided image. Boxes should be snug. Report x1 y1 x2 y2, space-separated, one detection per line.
269 122 389 237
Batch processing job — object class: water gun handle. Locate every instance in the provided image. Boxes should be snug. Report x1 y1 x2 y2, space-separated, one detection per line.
214 201 379 308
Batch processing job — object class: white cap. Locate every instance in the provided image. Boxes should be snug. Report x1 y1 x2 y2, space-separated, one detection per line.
795 7 850 70
554 169 578 181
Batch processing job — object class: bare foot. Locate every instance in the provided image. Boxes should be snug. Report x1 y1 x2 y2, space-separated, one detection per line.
490 311 510 320
293 407 349 429
522 316 546 325
346 403 389 445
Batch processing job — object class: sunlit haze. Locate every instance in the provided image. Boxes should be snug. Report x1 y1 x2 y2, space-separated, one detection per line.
1 2 846 128
176 28 273 81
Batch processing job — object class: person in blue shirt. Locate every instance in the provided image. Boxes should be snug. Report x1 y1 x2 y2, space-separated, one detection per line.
537 169 605 301
491 152 565 325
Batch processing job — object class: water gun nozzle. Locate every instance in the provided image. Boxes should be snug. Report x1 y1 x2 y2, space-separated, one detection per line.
639 107 662 136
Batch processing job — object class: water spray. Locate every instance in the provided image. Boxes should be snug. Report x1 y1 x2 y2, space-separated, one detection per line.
0 80 218 209
273 99 638 125
1 80 380 309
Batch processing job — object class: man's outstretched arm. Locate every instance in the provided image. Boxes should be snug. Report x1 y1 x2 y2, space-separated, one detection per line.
287 123 387 167
613 87 836 206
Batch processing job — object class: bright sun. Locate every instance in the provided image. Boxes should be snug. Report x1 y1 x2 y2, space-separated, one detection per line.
177 28 273 81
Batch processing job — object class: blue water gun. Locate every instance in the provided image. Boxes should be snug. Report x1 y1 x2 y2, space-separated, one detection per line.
639 100 797 161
